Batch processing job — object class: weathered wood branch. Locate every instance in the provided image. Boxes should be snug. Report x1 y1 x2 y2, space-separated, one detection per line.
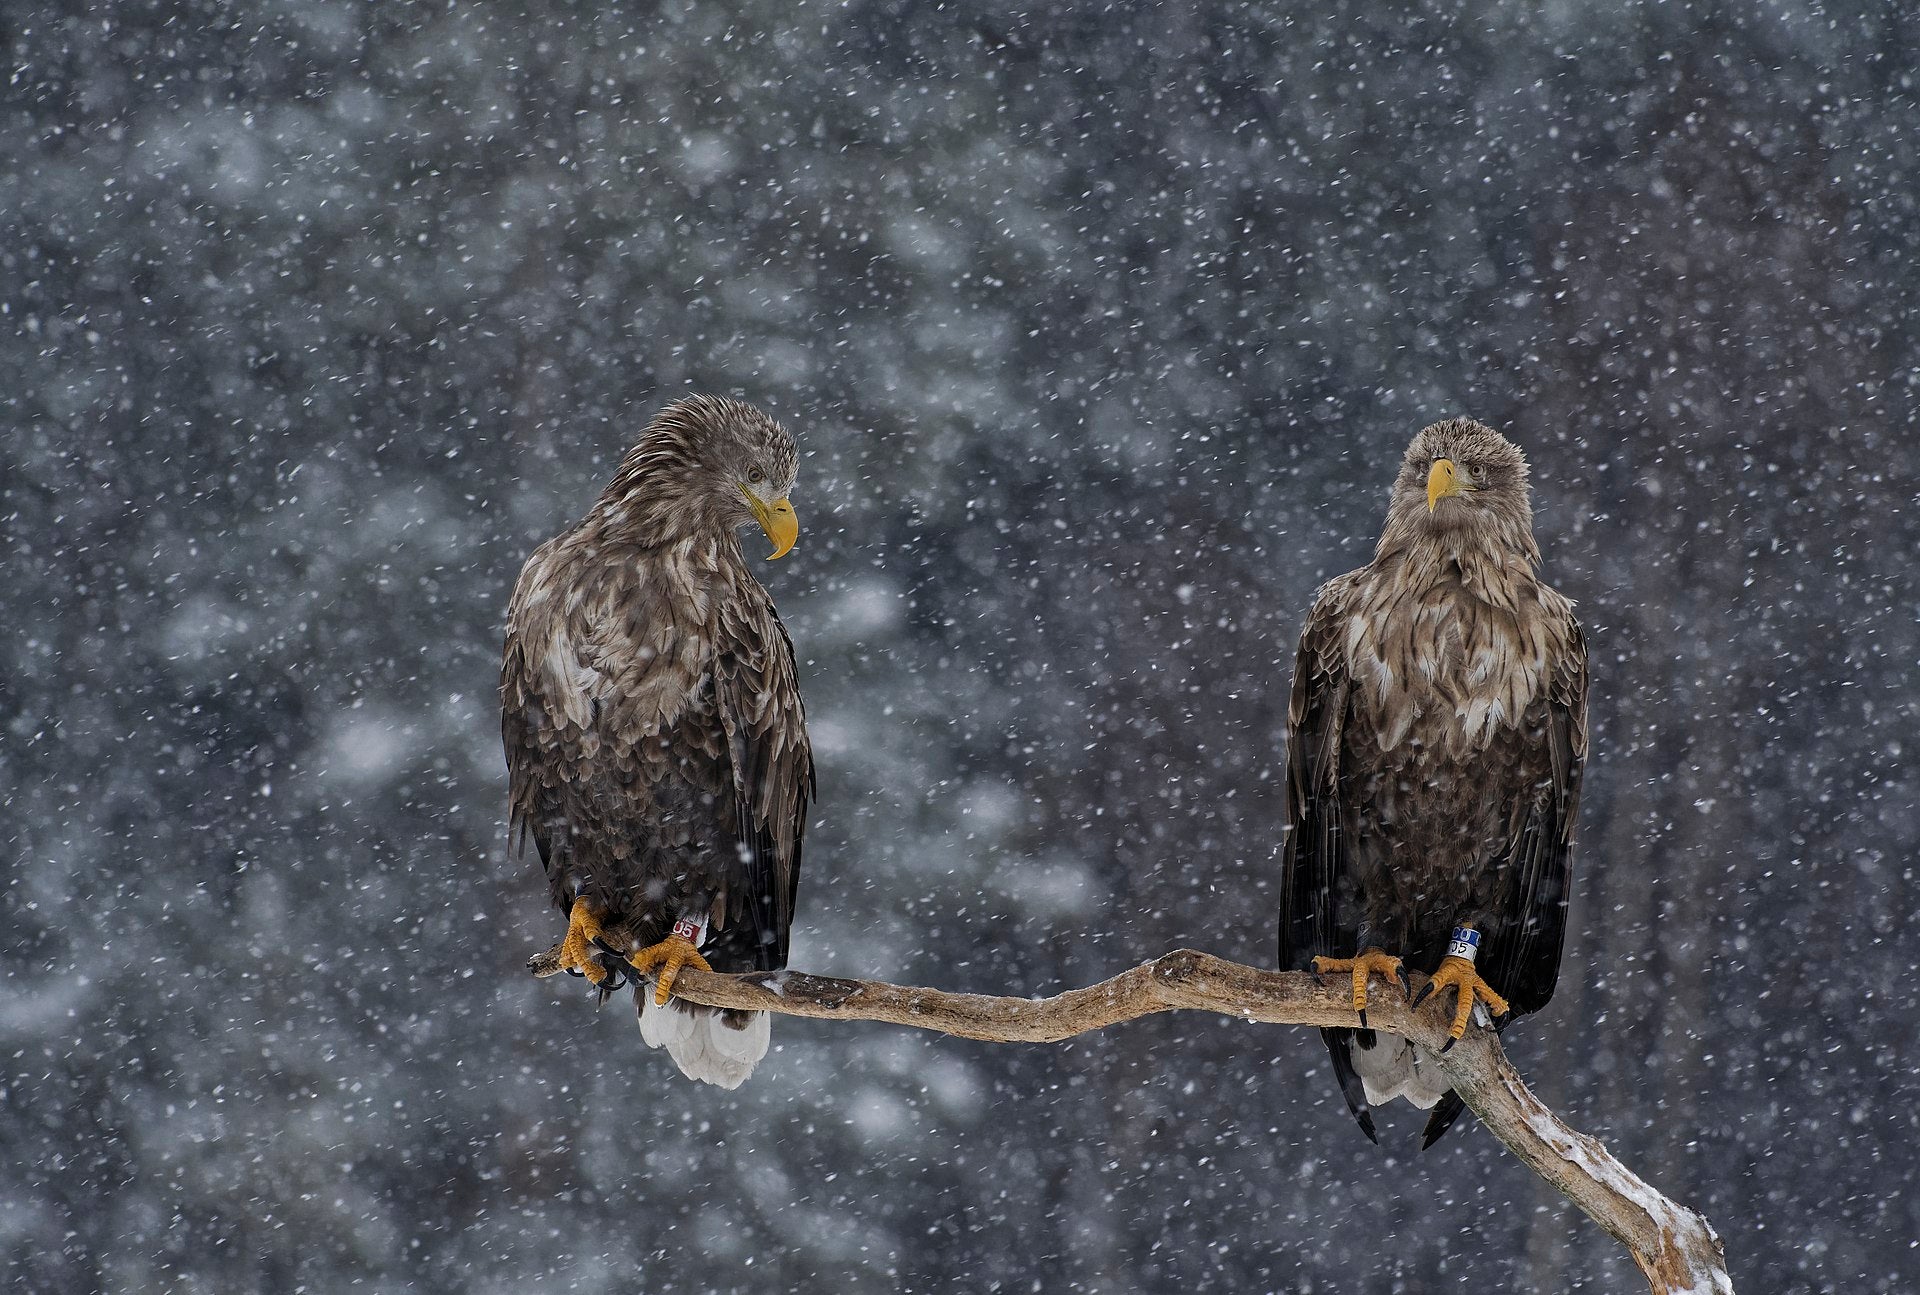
660 950 1730 1295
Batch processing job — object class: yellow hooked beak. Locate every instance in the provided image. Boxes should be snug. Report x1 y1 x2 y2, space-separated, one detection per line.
740 486 798 559
1427 458 1469 513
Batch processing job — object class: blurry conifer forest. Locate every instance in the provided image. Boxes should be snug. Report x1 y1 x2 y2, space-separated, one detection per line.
4 2 1917 1291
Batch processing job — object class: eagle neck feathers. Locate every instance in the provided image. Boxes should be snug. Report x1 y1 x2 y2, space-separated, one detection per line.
589 419 739 549
1339 523 1565 754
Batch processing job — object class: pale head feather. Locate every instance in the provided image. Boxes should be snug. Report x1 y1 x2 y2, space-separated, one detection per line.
591 395 799 548
1375 417 1539 571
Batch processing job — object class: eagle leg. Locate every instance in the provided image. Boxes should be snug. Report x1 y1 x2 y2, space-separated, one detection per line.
627 936 713 1007
556 897 615 988
1414 955 1511 1045
1311 948 1405 1027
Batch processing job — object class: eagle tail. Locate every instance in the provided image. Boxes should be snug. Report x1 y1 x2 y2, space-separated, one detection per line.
637 996 770 1089
1335 1029 1466 1144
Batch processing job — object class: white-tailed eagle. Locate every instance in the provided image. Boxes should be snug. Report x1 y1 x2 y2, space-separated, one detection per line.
503 395 814 1088
1278 418 1588 1146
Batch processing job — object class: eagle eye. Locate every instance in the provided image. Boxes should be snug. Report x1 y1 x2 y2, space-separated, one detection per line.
1467 462 1485 482
747 468 765 484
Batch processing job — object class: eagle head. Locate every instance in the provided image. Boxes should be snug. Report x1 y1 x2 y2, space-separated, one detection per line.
604 395 801 558
1384 417 1534 546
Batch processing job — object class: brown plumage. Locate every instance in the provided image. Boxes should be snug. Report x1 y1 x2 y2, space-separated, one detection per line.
502 395 813 1088
1278 418 1589 1146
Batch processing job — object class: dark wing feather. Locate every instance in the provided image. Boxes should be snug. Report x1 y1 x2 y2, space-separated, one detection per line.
500 534 588 908
712 577 814 972
1484 614 1588 1019
1420 1092 1468 1149
1278 574 1358 973
1277 576 1377 1142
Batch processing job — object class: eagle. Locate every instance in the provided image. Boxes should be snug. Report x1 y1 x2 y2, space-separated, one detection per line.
1278 418 1588 1147
501 395 814 1089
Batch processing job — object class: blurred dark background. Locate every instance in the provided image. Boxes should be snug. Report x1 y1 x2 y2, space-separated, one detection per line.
4 2 1915 1291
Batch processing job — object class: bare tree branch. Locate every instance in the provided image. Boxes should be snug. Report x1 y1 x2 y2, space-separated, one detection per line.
654 949 1731 1295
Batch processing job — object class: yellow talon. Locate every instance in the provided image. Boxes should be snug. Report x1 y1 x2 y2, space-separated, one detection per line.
1311 948 1405 1017
1423 955 1511 1040
558 897 612 986
628 935 713 1006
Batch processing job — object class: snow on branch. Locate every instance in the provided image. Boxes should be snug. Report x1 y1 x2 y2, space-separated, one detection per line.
666 949 1731 1295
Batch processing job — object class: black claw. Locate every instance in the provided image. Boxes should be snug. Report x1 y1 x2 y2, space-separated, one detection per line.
1410 982 1433 1009
1356 1008 1369 1029
1440 1035 1458 1055
564 967 584 979
588 938 633 990
1395 966 1413 995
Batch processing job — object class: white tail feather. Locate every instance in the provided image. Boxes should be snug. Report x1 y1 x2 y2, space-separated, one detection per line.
1349 1032 1450 1110
637 996 771 1089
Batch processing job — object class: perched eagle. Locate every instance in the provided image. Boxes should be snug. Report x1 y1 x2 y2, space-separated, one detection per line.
1278 418 1588 1147
501 395 814 1089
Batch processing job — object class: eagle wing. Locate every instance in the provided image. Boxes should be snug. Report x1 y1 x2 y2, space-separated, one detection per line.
1277 572 1359 974
500 534 605 892
1483 609 1588 1019
1276 573 1378 1134
711 574 815 970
